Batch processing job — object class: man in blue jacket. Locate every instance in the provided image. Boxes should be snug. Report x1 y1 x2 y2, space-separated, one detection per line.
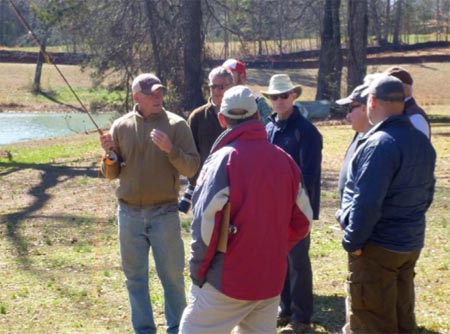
340 75 436 334
263 74 323 334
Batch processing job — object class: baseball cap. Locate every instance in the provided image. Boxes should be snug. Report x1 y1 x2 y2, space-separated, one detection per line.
365 74 405 102
385 66 413 85
336 83 369 105
222 59 246 76
132 73 166 95
220 85 257 119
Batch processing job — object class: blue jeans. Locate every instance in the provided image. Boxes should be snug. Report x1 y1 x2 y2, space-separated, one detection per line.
118 202 186 334
279 234 313 324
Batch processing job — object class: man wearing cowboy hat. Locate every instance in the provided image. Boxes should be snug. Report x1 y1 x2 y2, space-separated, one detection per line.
263 74 323 334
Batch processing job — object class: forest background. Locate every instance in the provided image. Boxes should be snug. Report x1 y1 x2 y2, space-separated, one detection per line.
1 0 450 114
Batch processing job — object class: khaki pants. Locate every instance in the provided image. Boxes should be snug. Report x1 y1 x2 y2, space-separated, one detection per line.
180 283 279 334
343 243 421 334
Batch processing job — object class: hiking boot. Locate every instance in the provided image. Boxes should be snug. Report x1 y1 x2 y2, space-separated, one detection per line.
277 315 290 327
279 321 313 334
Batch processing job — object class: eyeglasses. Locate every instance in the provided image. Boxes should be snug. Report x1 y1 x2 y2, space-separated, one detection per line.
268 93 290 101
209 83 227 90
348 104 362 113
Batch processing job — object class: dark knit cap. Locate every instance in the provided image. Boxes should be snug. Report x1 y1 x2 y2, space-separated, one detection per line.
385 66 413 85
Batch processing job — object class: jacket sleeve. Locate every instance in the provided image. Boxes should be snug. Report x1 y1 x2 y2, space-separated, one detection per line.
189 150 230 287
342 140 399 252
101 123 121 180
168 120 200 178
288 173 313 249
299 123 323 220
256 96 272 126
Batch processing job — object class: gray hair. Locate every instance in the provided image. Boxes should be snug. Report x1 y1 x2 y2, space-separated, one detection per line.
208 66 233 85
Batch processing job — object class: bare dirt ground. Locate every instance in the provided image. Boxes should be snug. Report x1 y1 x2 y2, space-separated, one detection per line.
0 132 115 226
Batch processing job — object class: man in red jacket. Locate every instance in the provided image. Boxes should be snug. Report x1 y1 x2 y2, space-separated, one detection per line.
179 85 312 334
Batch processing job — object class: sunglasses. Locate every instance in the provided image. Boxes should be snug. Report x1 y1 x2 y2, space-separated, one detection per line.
348 104 362 113
209 84 227 90
268 93 290 101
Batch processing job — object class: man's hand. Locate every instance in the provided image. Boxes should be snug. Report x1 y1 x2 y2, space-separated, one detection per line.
351 249 362 256
151 129 173 153
100 133 114 153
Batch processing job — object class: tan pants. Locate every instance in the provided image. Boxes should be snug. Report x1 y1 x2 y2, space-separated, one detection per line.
343 243 421 334
180 283 279 334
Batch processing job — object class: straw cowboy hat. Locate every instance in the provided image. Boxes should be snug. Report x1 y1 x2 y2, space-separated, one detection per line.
261 74 302 98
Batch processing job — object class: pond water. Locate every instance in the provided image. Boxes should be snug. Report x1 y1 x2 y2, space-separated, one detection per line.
0 112 118 145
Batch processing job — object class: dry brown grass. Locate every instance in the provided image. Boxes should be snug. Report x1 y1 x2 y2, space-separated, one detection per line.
245 61 450 106
0 63 94 111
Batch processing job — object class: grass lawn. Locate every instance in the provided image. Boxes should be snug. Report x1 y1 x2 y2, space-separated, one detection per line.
0 62 449 333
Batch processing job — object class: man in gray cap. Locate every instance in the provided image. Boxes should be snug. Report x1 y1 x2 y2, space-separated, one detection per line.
179 85 312 334
100 73 200 334
335 82 372 203
339 74 436 334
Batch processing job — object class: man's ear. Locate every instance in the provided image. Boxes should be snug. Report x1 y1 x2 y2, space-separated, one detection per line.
132 92 140 104
368 95 376 109
218 113 228 128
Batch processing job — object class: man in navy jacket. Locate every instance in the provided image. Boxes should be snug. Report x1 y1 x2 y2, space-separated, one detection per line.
340 75 436 334
263 74 323 334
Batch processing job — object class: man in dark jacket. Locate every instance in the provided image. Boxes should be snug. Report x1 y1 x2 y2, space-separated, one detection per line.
340 75 436 334
178 66 234 213
179 85 312 334
263 74 323 334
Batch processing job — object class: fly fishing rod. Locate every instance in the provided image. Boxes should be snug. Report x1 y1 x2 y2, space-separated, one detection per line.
8 0 119 162
7 0 103 136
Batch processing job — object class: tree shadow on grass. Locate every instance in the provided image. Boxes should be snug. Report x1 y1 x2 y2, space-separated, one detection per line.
37 90 83 112
0 160 99 265
310 294 345 333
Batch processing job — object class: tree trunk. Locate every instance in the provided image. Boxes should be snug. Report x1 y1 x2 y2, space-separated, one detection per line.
257 0 263 56
384 0 391 42
347 0 368 94
370 0 383 45
393 0 403 45
316 0 342 101
143 0 163 78
33 35 48 92
181 0 205 113
436 0 441 41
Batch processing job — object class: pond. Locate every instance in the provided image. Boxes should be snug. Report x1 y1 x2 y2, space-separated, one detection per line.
0 112 118 145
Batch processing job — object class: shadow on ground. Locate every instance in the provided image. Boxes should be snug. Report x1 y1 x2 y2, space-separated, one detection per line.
0 160 99 263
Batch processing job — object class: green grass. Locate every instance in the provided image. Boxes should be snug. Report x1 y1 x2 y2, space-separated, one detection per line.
2 138 99 164
1 105 449 333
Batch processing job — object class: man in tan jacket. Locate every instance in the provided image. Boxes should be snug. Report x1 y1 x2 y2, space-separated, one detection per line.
100 73 200 334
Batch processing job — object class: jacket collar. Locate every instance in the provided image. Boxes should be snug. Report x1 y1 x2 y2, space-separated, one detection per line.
363 114 410 139
211 120 267 154
133 104 167 121
268 105 301 131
